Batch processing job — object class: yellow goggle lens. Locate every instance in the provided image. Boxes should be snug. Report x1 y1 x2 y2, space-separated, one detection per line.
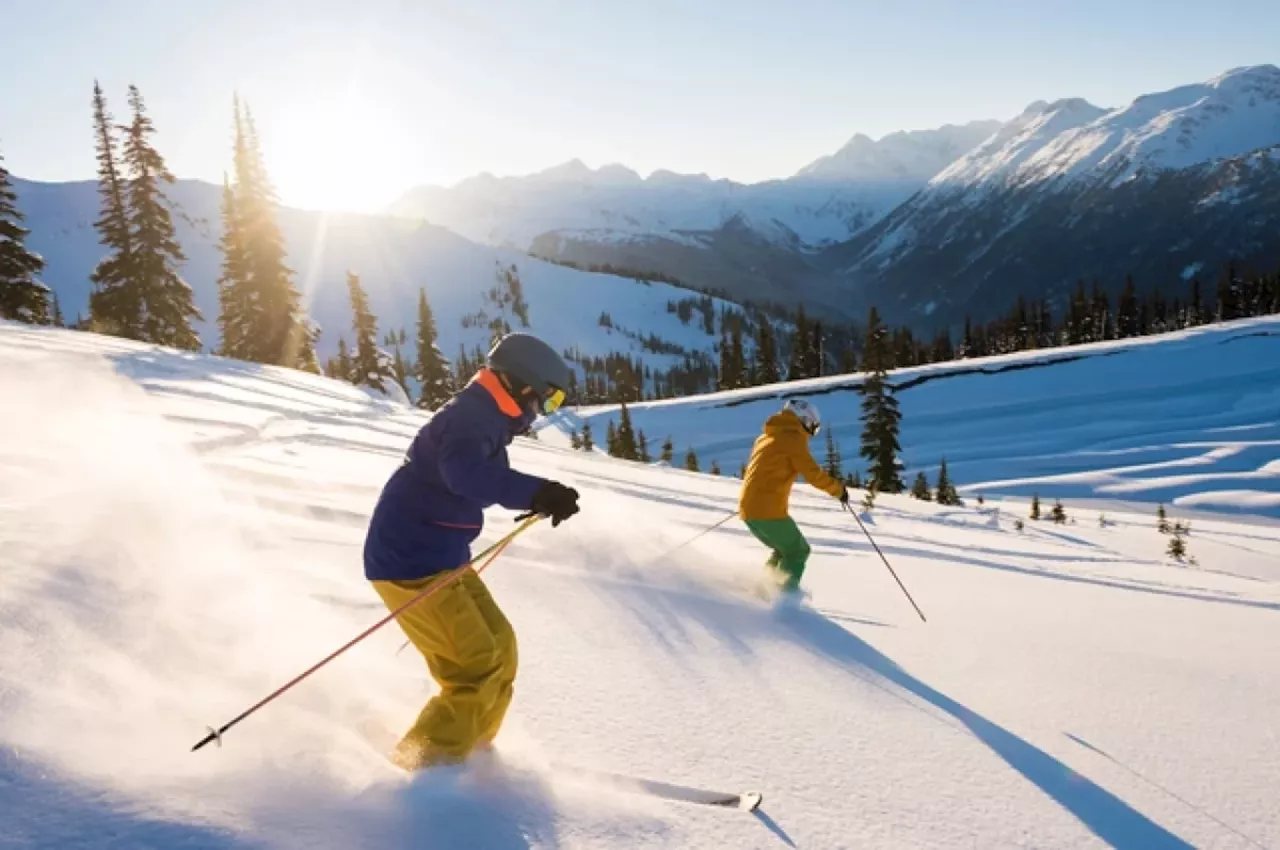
541 388 566 414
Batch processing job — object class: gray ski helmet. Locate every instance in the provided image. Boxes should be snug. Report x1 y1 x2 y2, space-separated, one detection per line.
486 332 572 399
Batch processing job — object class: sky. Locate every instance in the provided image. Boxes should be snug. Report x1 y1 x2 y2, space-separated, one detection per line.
3 0 1278 213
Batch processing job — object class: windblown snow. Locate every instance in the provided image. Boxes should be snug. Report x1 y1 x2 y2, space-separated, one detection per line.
2 321 1279 849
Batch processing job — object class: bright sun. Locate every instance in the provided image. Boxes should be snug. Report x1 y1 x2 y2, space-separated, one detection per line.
266 93 418 215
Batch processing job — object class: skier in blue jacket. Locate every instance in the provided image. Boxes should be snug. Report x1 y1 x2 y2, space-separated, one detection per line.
363 332 580 771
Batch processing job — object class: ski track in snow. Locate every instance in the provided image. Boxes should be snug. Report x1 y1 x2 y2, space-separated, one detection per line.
2 322 1279 849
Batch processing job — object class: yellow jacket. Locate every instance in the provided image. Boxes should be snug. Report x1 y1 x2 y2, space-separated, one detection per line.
739 409 845 520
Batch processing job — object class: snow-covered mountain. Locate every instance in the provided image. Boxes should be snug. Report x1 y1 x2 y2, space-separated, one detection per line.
13 176 750 384
3 320 1279 849
388 122 1002 313
836 64 1280 327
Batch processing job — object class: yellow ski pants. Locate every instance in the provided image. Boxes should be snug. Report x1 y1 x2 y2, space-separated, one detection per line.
370 569 518 770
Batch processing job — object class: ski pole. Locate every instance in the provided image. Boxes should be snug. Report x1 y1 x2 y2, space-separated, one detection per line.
843 502 927 623
190 513 542 752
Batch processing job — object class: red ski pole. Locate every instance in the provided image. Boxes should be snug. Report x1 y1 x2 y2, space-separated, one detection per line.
191 513 542 752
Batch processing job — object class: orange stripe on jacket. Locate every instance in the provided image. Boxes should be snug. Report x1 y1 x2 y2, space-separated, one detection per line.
472 368 524 417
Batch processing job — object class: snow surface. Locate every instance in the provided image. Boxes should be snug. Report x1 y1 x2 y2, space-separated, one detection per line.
931 65 1280 192
13 177 745 377
4 321 1280 849
569 316 1280 521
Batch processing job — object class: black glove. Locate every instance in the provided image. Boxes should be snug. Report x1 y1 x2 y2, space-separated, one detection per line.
839 485 850 505
530 480 579 527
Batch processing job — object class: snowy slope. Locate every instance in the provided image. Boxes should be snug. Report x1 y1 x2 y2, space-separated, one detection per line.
3 322 1280 849
570 316 1280 520
12 177 745 375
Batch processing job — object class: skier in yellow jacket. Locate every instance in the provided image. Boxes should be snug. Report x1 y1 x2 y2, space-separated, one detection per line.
739 398 848 598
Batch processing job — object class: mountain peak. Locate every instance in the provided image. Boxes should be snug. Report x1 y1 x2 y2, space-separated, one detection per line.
795 119 1002 182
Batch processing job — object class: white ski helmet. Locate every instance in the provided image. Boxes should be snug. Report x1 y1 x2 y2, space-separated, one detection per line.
784 398 821 436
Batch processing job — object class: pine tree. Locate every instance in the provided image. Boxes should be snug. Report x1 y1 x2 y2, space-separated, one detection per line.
581 421 594 451
910 472 932 500
1167 526 1187 560
216 97 311 367
87 81 138 336
638 430 651 463
684 448 700 472
710 459 721 475
846 469 863 489
807 320 824 378
1117 275 1139 338
754 316 780 384
1030 493 1041 520
118 85 201 349
1157 504 1170 533
660 435 674 464
413 287 454 409
786 305 811 380
606 420 618 455
51 292 65 326
345 271 390 392
570 431 583 450
1051 499 1067 524
614 403 639 460
934 458 960 505
823 429 842 479
0 151 50 324
857 306 904 493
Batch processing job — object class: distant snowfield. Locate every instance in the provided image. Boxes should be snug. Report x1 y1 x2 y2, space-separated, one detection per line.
570 316 1280 522
2 322 1279 849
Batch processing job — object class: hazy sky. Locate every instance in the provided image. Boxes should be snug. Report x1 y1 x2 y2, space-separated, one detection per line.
4 0 1277 212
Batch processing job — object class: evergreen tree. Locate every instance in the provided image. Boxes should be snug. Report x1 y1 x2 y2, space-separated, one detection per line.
710 459 721 475
1116 275 1140 338
216 97 311 367
638 430 651 463
934 457 960 505
87 81 138 336
119 85 201 349
614 403 639 460
1051 499 1067 524
786 304 811 380
413 287 454 409
570 431 583 450
910 472 932 500
1030 493 1041 520
857 306 904 493
331 336 353 381
0 151 50 324
345 270 390 392
661 435 675 464
846 469 863 489
807 320 824 378
606 420 618 455
754 316 780 384
684 448 700 472
51 292 65 326
581 421 594 451
1167 526 1187 560
823 428 842 479
1157 503 1170 533
389 336 410 396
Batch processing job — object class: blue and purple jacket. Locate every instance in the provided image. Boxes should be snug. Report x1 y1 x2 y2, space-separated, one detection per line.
363 369 547 582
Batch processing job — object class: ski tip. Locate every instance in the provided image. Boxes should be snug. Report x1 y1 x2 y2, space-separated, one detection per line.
739 792 763 812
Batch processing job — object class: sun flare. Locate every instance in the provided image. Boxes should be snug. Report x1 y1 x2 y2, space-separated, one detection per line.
265 93 417 215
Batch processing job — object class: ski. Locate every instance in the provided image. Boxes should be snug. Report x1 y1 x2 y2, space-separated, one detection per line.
550 763 763 812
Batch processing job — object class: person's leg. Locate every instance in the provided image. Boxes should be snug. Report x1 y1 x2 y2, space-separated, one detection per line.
370 573 510 770
745 517 810 592
462 572 518 750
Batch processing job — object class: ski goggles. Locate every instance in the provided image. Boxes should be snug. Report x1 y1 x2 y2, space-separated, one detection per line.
540 386 566 414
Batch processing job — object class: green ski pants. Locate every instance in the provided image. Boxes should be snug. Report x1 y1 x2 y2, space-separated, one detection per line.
744 517 811 591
